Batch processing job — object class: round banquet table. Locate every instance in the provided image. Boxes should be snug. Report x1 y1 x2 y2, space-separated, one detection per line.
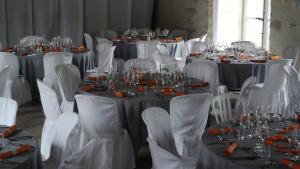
73 83 210 154
18 51 93 99
198 123 290 169
113 40 185 61
188 58 266 91
0 127 42 169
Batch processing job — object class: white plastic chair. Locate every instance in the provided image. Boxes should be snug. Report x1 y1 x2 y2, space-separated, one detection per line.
200 33 208 42
74 95 135 169
171 29 188 40
124 58 157 73
240 76 257 99
142 107 183 169
0 97 18 126
0 66 8 97
211 93 247 124
170 93 212 157
283 46 300 67
100 30 118 39
0 52 32 105
185 60 222 96
55 64 81 113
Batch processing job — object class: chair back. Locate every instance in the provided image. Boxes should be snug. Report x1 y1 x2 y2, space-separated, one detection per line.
0 52 19 81
185 61 219 95
170 93 212 156
55 64 81 102
44 52 73 84
97 45 115 73
0 42 2 50
0 97 18 126
124 58 157 73
37 80 62 121
84 33 95 59
101 30 118 39
0 66 8 96
52 112 79 163
283 46 300 67
240 76 257 98
75 95 122 138
211 93 247 124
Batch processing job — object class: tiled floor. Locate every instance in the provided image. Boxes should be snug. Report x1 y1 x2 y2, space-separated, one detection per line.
17 102 152 169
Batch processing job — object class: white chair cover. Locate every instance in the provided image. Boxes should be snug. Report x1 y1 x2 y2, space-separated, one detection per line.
0 42 2 50
84 33 95 64
0 52 32 105
184 61 219 96
44 112 79 167
142 107 182 169
176 43 189 72
96 37 112 44
171 29 188 40
283 46 300 68
0 66 8 97
98 46 116 73
250 60 292 114
170 94 212 157
55 64 81 113
37 79 62 161
43 52 72 87
74 95 135 169
124 58 157 73
100 30 118 39
0 97 18 126
211 93 247 124
136 41 162 60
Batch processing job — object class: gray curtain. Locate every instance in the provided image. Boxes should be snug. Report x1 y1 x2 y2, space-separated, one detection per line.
0 0 154 47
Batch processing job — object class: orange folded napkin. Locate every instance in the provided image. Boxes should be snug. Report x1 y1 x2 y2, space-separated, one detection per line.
271 55 282 60
187 82 209 89
265 135 287 145
161 86 173 93
136 86 145 93
208 128 234 135
0 125 17 138
224 142 238 157
162 91 173 97
114 91 125 98
87 76 97 81
281 158 300 169
175 91 186 96
0 144 30 159
81 84 96 92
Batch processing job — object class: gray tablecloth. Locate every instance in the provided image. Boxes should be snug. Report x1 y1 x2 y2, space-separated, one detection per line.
198 126 286 169
113 41 185 61
75 85 210 153
0 129 42 169
18 52 93 99
218 62 265 91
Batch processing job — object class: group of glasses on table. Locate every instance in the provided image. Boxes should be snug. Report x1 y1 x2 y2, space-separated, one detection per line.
81 63 208 98
207 102 300 168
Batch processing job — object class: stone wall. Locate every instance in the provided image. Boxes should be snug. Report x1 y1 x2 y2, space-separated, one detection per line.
153 0 209 38
270 0 300 55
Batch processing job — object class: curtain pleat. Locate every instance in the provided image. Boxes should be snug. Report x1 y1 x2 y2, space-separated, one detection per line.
0 0 154 47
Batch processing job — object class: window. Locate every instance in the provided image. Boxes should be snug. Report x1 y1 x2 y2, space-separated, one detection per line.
212 0 271 49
